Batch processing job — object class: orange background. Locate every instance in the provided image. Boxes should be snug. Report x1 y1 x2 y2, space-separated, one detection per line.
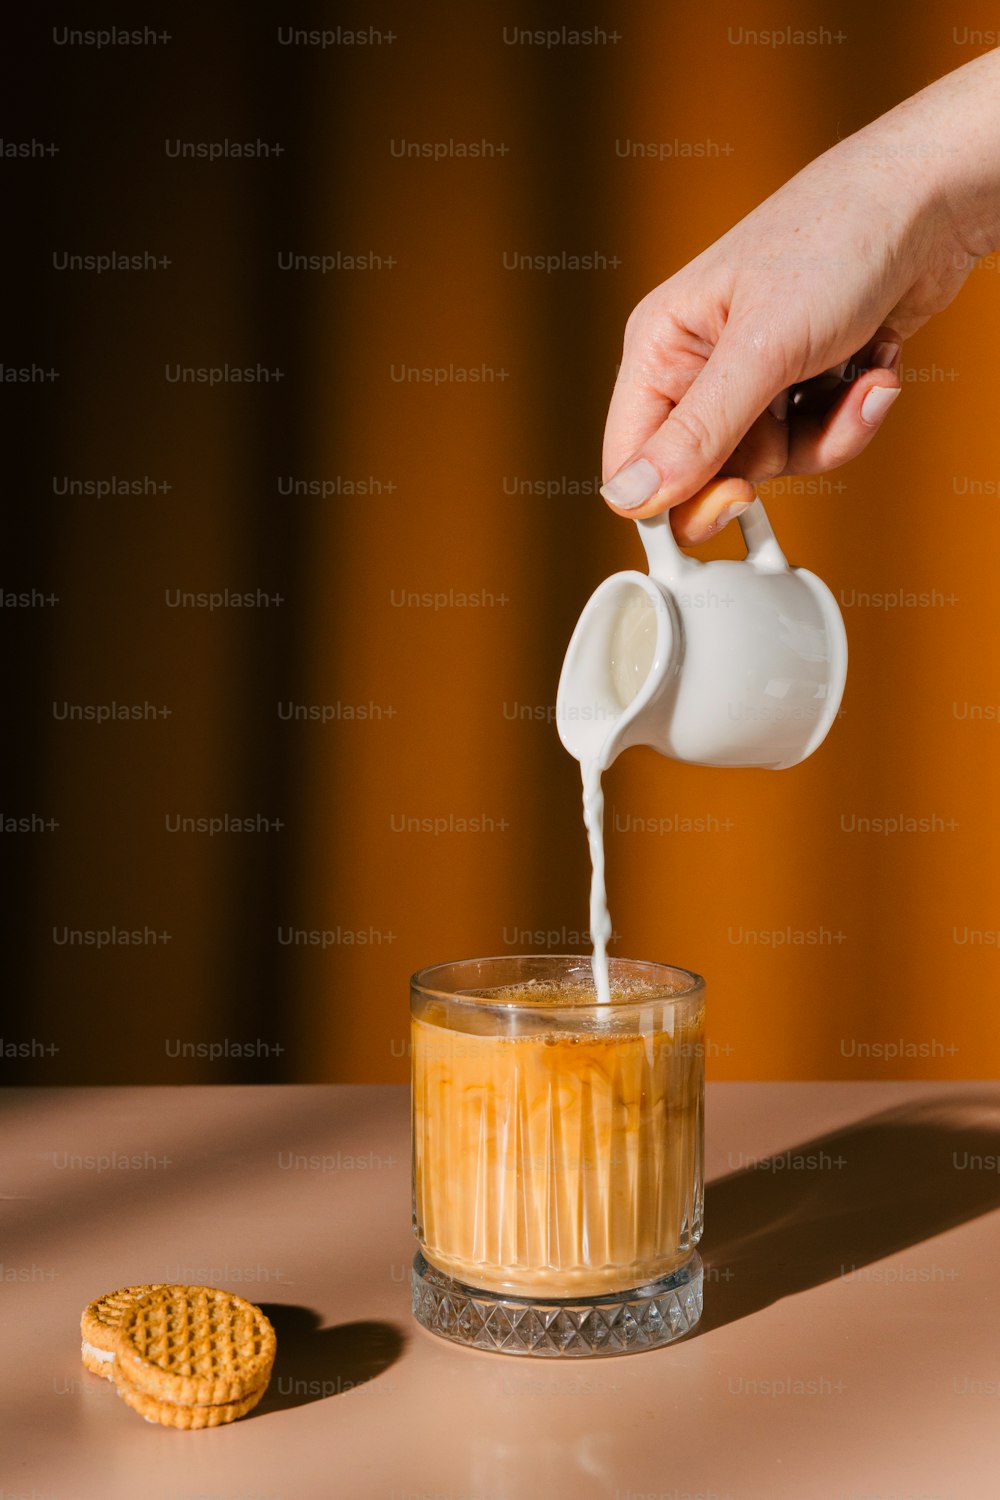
5 3 1000 1083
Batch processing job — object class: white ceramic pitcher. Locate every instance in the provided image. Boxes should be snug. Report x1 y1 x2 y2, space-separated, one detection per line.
556 498 848 771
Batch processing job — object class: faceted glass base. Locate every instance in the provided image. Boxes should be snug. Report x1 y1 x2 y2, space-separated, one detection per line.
411 1251 703 1357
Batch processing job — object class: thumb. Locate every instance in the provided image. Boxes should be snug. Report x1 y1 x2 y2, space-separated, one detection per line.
600 335 778 517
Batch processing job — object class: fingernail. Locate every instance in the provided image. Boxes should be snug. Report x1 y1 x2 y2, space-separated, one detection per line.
870 342 901 372
768 391 789 422
714 499 753 531
600 457 661 510
860 385 900 425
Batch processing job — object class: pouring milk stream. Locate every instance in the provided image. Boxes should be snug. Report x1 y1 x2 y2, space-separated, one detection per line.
556 499 849 1002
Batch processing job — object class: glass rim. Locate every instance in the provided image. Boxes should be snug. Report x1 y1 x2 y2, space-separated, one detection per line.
410 954 705 1011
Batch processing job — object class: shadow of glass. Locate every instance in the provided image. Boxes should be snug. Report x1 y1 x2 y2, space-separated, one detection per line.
694 1091 1000 1336
253 1307 406 1413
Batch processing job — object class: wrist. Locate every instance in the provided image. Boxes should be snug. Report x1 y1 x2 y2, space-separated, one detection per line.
881 52 1000 260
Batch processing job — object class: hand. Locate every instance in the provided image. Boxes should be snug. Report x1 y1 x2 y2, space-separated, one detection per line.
600 58 1000 543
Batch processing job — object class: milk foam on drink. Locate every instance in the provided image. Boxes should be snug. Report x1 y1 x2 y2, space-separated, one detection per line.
579 589 657 1003
412 978 704 1297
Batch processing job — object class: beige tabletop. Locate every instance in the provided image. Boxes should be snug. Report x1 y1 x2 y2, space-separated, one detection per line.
3 1081 999 1500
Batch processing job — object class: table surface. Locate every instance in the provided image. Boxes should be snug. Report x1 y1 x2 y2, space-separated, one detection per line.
3 1081 1000 1500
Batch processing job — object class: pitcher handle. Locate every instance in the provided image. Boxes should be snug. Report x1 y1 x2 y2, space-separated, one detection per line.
635 510 688 582
638 495 788 579
738 498 788 572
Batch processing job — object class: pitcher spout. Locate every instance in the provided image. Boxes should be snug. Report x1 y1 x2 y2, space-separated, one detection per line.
555 571 679 770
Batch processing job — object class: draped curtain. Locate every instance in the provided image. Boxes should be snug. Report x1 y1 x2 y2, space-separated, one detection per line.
6 2 998 1082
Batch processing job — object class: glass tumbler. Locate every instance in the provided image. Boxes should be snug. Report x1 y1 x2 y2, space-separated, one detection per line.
410 955 705 1357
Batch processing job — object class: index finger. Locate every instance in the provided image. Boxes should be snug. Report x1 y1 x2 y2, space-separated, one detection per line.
601 342 689 482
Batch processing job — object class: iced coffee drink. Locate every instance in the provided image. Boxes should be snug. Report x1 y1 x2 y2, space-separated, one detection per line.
410 956 705 1356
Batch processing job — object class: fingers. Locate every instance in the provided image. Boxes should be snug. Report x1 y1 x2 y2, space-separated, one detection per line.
720 405 791 487
601 326 783 520
601 320 700 497
601 381 675 500
668 405 791 542
668 476 757 546
786 336 902 473
665 347 898 532
600 314 903 524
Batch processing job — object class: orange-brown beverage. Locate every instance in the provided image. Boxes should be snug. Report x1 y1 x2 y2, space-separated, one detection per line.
410 957 705 1355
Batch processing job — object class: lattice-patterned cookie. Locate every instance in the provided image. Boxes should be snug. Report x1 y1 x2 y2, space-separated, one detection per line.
112 1285 276 1427
114 1376 267 1429
80 1285 175 1380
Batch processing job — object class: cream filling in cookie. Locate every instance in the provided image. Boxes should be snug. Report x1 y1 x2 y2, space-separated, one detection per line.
82 1341 115 1364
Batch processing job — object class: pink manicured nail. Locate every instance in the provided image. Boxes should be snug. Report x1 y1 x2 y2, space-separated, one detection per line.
768 391 789 422
600 457 661 510
860 385 900 425
870 342 901 372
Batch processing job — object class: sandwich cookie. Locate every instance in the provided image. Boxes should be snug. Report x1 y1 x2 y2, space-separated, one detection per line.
112 1285 277 1429
80 1284 174 1381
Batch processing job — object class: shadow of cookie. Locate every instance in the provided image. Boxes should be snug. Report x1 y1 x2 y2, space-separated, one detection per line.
253 1306 405 1413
